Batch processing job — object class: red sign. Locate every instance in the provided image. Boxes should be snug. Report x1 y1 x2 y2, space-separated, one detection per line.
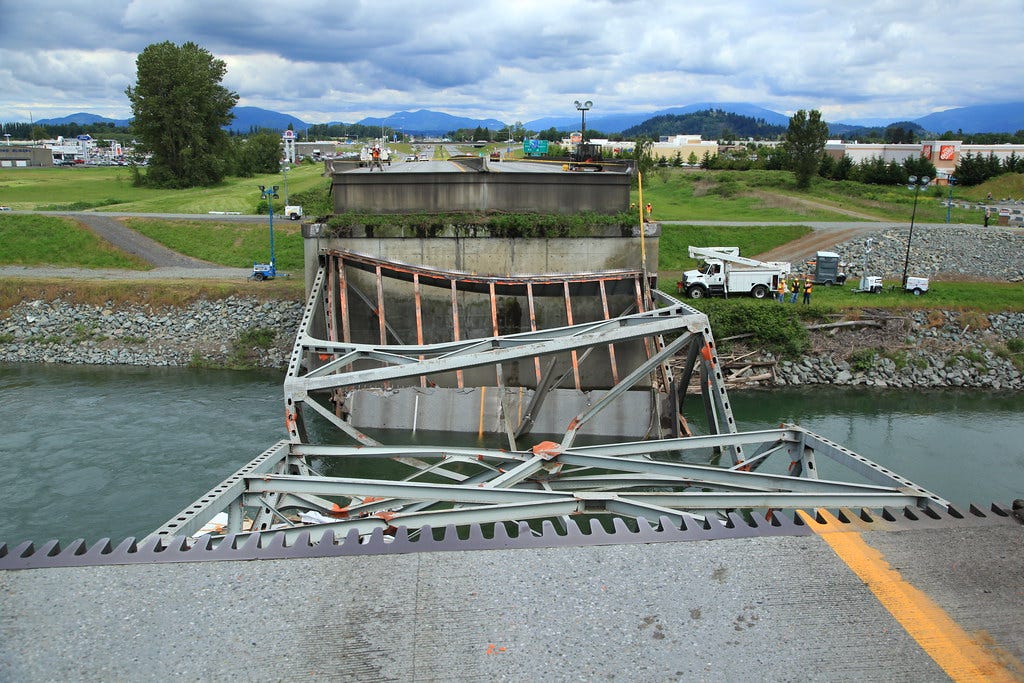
921 144 932 159
939 145 956 161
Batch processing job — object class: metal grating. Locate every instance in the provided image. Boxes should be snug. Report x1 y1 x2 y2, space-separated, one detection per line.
0 503 1015 570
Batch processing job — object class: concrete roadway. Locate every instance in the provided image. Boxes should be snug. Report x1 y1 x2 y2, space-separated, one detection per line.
1 514 1021 681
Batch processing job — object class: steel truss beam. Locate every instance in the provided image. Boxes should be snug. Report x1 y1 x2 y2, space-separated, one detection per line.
146 250 949 550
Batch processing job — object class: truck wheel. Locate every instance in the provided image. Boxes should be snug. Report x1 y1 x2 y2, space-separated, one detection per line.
289 213 299 221
751 285 769 300
253 272 265 281
823 280 833 287
686 285 706 300
871 285 882 294
912 287 923 296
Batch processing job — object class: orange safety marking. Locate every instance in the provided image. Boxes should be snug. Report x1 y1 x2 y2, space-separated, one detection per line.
361 496 383 504
799 509 1023 682
373 511 396 522
531 441 562 459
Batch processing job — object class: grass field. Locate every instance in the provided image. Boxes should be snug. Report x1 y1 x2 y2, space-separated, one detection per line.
0 214 151 269
0 278 302 309
0 162 327 214
124 218 306 271
633 168 1022 224
662 279 1024 313
1 164 1021 312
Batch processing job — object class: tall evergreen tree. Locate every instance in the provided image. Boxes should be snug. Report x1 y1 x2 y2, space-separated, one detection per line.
785 109 829 189
125 41 238 188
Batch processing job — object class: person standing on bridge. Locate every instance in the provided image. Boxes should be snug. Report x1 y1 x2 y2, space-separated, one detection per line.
370 146 384 172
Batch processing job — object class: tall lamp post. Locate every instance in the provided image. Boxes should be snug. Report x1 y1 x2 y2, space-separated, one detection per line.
258 184 279 276
902 175 930 287
574 100 592 142
280 164 290 207
945 176 956 223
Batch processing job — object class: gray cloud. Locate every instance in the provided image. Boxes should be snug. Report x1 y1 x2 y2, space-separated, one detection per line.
0 0 1021 124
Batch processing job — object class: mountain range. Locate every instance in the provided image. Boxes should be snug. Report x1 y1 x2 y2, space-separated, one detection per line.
31 101 1024 136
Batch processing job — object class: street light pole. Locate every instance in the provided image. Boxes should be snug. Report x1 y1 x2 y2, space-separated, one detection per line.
945 176 955 223
902 175 930 287
574 99 592 142
259 184 279 271
281 165 290 207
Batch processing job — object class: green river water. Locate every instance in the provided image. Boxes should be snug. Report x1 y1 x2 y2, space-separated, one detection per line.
1 362 1021 544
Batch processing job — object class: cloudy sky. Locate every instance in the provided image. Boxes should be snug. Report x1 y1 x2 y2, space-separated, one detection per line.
1 0 1022 125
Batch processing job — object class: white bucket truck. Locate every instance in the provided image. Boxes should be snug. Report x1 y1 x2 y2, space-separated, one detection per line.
677 246 791 300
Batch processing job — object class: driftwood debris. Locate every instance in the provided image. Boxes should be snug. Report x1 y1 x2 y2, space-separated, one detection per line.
670 317 892 389
805 320 883 331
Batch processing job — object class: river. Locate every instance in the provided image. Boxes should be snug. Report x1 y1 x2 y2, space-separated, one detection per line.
1 363 1022 544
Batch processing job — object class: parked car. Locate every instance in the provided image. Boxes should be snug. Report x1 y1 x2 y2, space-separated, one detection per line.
0 206 12 212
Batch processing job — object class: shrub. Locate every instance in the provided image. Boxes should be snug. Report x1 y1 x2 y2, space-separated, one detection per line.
237 327 276 349
699 300 809 357
323 211 633 239
847 348 877 372
960 310 991 331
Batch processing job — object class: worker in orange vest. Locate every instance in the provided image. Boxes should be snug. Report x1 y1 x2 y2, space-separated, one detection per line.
776 278 787 303
802 277 813 305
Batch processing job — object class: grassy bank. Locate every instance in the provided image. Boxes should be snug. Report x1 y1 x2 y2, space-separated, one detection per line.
125 218 306 271
0 214 151 269
659 279 1024 313
0 278 303 309
633 168 1017 224
0 162 326 213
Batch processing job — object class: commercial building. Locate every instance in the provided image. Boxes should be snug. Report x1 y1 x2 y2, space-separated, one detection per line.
825 140 1024 183
0 145 54 168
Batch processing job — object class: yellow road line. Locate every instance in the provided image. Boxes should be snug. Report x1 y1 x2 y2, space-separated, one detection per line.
799 509 1023 682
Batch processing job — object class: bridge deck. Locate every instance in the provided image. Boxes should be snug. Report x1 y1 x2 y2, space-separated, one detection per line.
2 507 1021 681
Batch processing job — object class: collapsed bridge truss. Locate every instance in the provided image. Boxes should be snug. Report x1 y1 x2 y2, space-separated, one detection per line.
141 249 949 548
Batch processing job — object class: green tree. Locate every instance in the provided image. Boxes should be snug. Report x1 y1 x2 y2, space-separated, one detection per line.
125 41 238 188
632 137 655 182
785 109 829 189
232 132 283 177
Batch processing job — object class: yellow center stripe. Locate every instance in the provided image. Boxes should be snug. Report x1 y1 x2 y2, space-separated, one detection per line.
798 509 1023 682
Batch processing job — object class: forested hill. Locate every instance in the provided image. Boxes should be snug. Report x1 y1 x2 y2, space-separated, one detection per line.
622 109 787 140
